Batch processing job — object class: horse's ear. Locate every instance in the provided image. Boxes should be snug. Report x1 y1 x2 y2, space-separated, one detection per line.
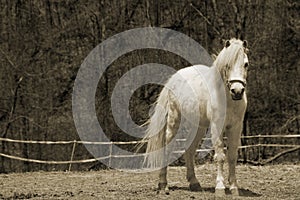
225 40 231 48
243 40 248 48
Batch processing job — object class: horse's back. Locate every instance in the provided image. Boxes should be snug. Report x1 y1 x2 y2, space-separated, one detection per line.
176 64 210 78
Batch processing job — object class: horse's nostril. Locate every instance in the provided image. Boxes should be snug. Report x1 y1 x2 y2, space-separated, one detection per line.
231 88 244 95
231 89 236 94
241 88 245 94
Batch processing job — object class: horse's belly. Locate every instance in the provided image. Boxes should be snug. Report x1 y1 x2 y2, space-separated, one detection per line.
179 95 210 127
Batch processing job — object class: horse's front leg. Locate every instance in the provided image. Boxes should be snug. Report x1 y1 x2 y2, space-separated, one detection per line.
226 124 242 196
211 122 226 197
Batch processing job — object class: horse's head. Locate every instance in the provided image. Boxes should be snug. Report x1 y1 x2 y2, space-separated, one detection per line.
216 39 249 100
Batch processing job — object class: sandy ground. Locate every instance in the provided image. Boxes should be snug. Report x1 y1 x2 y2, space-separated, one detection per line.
0 163 299 199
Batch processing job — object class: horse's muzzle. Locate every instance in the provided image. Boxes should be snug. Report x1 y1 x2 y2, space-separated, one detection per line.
230 87 245 100
227 79 246 101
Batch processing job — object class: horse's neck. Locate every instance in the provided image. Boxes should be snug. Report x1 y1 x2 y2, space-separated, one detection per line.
209 65 241 104
209 65 225 87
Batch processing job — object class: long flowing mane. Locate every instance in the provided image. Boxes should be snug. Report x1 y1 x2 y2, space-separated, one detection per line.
214 39 246 81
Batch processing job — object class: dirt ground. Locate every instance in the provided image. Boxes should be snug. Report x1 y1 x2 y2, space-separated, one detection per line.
0 163 299 200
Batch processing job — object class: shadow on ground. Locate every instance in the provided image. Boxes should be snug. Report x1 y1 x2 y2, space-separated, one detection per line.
168 186 262 198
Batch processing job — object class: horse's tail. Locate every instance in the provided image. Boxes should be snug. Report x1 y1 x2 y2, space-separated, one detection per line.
138 87 170 169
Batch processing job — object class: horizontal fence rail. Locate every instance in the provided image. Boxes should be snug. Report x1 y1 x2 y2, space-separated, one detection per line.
0 137 142 145
0 153 109 164
0 134 300 170
1 134 299 144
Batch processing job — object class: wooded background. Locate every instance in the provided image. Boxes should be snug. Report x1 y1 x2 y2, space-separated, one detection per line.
0 0 299 172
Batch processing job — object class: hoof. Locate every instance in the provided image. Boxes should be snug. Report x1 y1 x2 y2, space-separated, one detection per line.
157 183 169 195
189 183 202 191
164 187 170 195
230 188 239 196
158 182 167 190
215 188 226 197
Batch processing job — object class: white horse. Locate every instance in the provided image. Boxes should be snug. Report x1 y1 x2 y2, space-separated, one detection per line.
140 38 249 197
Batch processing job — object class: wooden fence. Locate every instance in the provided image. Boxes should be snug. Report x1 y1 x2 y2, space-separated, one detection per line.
0 134 299 171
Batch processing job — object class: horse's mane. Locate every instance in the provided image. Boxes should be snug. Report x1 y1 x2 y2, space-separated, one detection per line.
213 38 245 80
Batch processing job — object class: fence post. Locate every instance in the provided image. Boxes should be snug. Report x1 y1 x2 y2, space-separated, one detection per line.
68 140 77 171
242 112 248 163
258 135 262 165
108 142 113 168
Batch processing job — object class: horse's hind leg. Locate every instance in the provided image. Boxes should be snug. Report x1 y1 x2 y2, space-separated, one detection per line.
184 127 205 191
226 124 242 196
158 167 168 193
158 99 180 194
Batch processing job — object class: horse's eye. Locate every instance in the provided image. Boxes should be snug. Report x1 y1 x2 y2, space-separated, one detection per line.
244 62 249 68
